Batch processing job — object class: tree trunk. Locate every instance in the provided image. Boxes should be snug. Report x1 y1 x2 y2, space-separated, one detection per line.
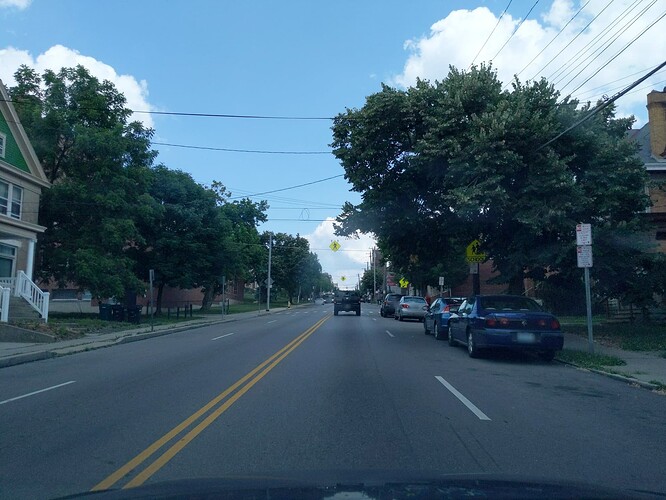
201 285 215 311
156 283 165 315
507 273 525 295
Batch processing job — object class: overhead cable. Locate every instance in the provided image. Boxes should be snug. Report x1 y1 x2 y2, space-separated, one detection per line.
468 0 513 69
537 59 666 151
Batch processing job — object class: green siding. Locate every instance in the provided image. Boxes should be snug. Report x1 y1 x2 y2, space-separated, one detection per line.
0 113 31 173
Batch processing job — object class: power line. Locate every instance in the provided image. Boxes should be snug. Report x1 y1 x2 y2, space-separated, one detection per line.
565 7 666 97
468 0 513 69
530 0 616 81
537 59 666 151
228 174 344 199
153 141 331 155
512 0 590 84
548 0 646 85
555 1 659 93
491 0 540 61
133 110 333 120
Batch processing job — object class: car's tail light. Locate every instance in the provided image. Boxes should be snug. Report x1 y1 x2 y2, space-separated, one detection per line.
401 303 409 309
499 317 510 326
485 317 497 327
551 319 560 330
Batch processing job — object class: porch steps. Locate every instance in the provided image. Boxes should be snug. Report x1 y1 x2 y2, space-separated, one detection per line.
8 296 42 322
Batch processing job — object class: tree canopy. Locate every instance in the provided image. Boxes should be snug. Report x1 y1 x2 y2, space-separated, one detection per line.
331 65 653 307
9 64 328 307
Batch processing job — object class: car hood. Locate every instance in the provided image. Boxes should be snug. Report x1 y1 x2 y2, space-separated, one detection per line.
56 471 663 499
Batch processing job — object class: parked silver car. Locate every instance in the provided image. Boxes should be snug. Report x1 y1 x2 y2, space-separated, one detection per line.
394 296 428 322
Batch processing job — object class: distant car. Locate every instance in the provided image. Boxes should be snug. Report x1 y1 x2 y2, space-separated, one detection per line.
380 293 404 317
394 296 428 322
424 297 465 340
314 297 325 305
447 295 564 361
333 290 361 316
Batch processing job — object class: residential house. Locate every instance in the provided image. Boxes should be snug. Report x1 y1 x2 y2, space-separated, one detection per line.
630 88 666 253
0 79 51 322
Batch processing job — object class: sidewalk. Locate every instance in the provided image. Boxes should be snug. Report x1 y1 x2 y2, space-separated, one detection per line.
562 331 666 390
0 307 291 369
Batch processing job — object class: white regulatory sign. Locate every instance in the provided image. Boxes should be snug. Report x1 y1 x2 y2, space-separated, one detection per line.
576 223 592 246
438 276 445 286
577 245 593 268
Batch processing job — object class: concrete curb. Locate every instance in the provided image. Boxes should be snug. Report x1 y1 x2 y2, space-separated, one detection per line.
0 308 295 369
0 350 56 368
555 358 661 391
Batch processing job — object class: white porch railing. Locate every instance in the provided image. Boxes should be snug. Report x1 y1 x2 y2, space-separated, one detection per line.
15 271 50 322
0 286 9 322
0 277 16 292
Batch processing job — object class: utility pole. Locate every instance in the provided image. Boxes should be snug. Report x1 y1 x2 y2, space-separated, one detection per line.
266 232 272 312
372 248 377 303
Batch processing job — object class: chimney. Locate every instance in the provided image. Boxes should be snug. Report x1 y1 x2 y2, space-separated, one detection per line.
647 88 666 158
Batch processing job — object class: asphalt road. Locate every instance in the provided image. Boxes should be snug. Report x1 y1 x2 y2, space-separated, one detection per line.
1 303 665 498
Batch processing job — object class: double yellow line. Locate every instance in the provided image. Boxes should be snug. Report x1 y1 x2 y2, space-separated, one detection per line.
92 314 330 491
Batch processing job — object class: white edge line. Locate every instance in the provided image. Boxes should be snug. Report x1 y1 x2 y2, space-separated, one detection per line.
0 381 76 406
435 376 491 421
267 320 277 324
211 332 236 341
386 330 395 337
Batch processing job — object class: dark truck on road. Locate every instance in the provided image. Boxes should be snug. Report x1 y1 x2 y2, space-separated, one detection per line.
333 290 361 316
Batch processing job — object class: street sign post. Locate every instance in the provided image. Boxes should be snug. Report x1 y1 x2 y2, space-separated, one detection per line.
576 224 594 353
149 269 154 332
466 240 485 295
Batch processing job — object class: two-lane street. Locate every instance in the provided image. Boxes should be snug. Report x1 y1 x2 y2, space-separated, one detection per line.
2 303 665 498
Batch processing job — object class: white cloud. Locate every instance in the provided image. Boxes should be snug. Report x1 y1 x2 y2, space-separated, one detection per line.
305 218 377 289
0 45 154 127
392 0 666 124
0 0 31 9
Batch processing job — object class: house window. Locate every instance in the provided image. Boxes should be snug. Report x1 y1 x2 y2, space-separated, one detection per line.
0 180 22 219
0 132 5 158
0 243 16 278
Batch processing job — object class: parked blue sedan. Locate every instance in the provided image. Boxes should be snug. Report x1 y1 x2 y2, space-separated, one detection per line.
447 295 564 361
423 297 464 340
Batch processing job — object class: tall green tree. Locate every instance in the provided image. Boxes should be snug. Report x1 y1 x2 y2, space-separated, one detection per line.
10 65 156 300
198 183 268 310
331 65 651 303
132 166 220 312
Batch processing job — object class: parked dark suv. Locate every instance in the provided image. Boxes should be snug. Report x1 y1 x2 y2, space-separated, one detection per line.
380 293 404 317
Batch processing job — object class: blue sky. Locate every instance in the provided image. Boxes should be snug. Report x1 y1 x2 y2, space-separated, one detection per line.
1 0 665 288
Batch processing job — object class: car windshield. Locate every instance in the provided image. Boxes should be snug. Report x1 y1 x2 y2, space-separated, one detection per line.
2 2 665 499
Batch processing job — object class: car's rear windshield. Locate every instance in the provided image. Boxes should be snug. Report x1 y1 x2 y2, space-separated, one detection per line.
404 297 426 303
479 296 542 312
387 294 403 300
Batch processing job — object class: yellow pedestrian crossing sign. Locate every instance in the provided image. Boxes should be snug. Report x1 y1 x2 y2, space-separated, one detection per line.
340 276 346 281
466 239 486 263
329 240 341 252
399 278 409 288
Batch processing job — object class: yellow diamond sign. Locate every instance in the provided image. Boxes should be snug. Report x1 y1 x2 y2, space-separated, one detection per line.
399 278 409 288
340 276 346 281
329 240 341 252
466 239 486 263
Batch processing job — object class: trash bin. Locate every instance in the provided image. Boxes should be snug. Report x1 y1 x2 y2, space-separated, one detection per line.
126 305 142 324
111 304 125 322
99 303 112 321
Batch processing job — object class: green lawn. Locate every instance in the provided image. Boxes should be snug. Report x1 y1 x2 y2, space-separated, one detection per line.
556 349 626 370
563 321 666 352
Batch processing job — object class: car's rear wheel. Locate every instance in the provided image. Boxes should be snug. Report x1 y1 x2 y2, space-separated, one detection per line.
539 350 555 362
447 324 456 346
356 309 361 316
467 331 480 358
398 313 404 321
433 320 442 340
424 320 430 335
